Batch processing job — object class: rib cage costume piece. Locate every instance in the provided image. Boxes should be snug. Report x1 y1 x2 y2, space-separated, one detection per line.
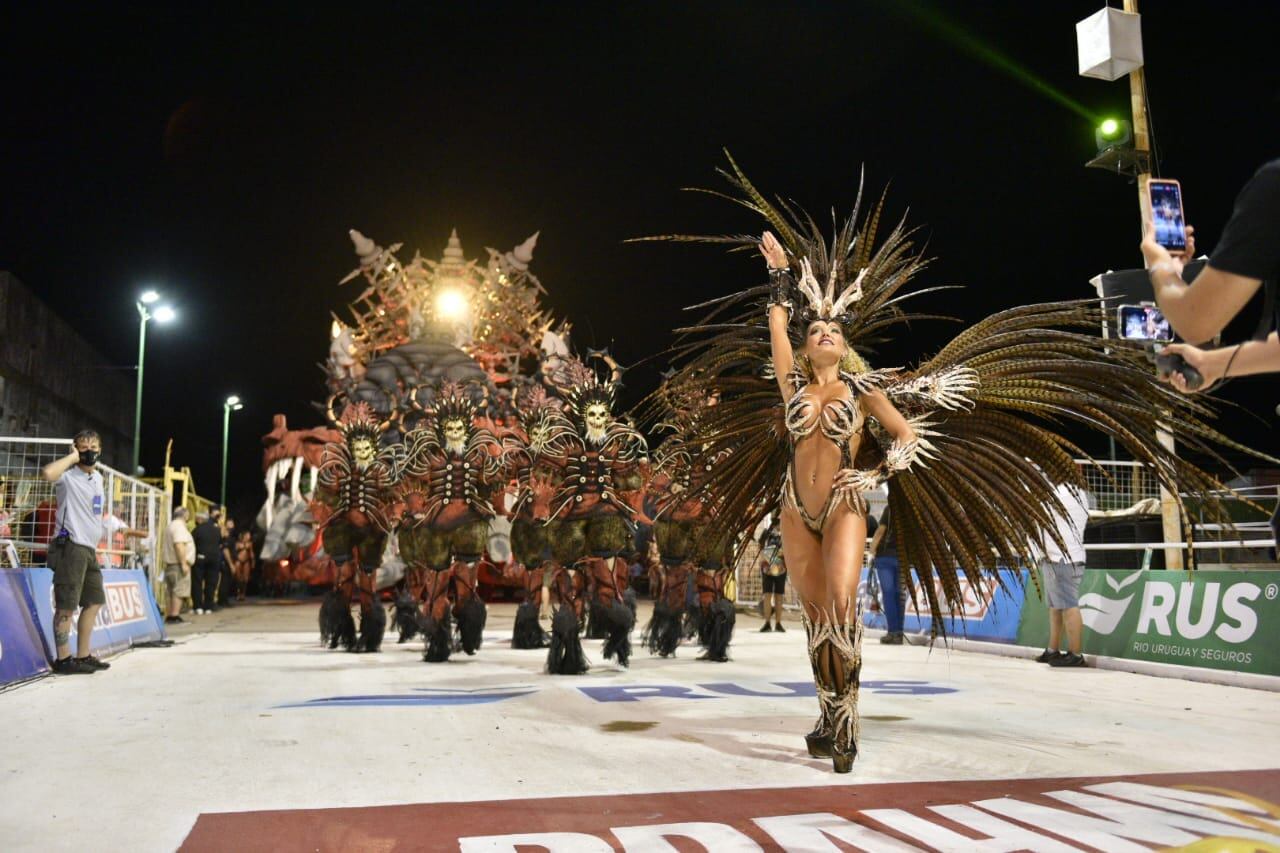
550 372 648 524
316 400 402 536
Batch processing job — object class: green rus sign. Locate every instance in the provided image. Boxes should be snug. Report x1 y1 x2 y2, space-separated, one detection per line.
1016 569 1280 677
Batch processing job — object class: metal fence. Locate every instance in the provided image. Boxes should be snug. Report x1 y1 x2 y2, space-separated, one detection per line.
732 459 1277 610
0 437 169 599
1079 459 1160 511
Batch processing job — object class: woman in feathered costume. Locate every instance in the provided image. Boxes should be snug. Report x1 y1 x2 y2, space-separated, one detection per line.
654 155 1271 773
760 230 918 769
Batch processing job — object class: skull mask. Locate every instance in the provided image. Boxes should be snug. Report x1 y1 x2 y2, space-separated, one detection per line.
583 402 610 445
351 436 376 470
441 418 469 455
528 422 551 455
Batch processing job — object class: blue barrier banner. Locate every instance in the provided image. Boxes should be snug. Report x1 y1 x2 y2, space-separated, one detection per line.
0 570 50 684
861 567 1028 642
25 567 166 658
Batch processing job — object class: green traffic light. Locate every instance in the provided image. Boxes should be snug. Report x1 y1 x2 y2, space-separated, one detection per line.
1099 118 1120 137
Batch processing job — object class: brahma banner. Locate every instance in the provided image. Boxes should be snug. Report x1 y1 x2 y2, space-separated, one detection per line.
181 768 1280 851
862 567 1028 642
1017 569 1280 677
25 567 166 658
0 569 50 685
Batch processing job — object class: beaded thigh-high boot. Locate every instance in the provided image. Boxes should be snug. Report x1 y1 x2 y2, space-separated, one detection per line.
816 616 863 773
802 614 833 758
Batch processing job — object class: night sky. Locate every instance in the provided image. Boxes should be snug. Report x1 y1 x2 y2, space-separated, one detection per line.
4 1 1278 521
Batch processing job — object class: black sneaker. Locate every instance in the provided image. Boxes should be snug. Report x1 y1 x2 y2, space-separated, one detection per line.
880 632 904 645
759 623 773 633
774 623 785 633
1050 652 1088 668
164 616 185 625
51 657 96 675
1034 649 1062 663
76 655 110 671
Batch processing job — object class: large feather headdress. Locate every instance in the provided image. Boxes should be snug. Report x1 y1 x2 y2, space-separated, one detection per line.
636 150 953 348
795 259 868 325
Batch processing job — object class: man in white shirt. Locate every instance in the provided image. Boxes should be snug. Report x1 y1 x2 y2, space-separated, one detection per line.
162 507 195 624
1032 480 1091 668
102 502 148 568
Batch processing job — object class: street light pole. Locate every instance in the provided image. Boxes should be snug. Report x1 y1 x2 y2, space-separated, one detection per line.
221 395 244 507
132 303 149 475
132 291 176 477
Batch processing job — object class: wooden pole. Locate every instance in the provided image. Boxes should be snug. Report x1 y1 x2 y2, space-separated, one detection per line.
1124 0 1185 569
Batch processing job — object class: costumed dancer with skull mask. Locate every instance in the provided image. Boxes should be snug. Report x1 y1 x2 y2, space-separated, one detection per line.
503 386 575 649
540 359 648 674
396 383 504 663
652 155 1269 772
315 400 401 653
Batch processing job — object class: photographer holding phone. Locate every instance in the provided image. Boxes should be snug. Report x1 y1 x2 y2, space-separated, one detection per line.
1142 160 1280 391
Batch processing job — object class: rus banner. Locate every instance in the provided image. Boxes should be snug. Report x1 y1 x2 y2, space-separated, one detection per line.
0 569 50 685
1016 569 1280 677
861 567 1028 642
24 567 167 659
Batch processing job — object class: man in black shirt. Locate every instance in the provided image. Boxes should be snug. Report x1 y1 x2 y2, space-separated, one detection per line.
191 512 222 615
1143 160 1280 390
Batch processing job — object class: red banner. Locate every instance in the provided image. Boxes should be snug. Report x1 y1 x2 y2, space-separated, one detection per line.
183 768 1280 852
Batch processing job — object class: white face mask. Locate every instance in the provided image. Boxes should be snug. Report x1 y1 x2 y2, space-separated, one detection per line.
442 420 468 454
583 404 609 443
351 438 375 468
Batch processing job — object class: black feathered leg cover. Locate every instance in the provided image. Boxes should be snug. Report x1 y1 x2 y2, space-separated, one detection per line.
452 562 487 656
319 588 356 651
512 566 548 649
355 597 386 653
545 566 590 675
419 567 454 663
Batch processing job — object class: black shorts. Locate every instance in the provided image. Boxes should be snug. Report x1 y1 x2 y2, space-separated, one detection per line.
50 539 105 611
762 572 787 594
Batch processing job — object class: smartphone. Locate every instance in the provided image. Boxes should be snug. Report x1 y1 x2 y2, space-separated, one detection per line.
1148 178 1187 254
1116 304 1173 343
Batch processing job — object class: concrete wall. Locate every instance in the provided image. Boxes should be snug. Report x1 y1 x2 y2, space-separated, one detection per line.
0 272 134 468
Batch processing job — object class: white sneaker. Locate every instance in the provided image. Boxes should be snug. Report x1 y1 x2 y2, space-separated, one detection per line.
195 609 205 615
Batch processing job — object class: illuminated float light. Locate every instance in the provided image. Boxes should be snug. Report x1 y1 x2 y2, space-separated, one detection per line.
436 288 470 321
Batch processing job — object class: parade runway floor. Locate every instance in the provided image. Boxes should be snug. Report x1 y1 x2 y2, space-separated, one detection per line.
3 600 1279 852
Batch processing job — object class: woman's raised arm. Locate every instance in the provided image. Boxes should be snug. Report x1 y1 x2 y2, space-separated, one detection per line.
761 231 794 398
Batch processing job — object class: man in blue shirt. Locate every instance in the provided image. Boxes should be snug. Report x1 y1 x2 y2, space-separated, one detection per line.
41 430 110 675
